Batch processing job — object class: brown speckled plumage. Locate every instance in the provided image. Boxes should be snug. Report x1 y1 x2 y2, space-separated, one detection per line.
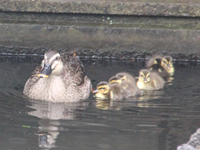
23 51 92 102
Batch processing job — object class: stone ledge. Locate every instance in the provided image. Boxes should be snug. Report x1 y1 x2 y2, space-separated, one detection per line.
1 0 200 60
1 0 200 17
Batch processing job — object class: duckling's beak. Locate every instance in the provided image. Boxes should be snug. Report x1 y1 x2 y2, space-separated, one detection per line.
37 64 52 78
93 89 99 93
144 78 148 83
167 64 171 70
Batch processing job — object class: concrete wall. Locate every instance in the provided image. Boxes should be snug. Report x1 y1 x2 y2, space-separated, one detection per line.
1 0 200 60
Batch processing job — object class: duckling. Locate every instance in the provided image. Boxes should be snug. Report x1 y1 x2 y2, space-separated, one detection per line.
146 55 163 69
115 72 142 97
137 69 165 90
93 81 124 100
146 55 175 76
23 50 92 102
161 56 174 74
108 76 123 86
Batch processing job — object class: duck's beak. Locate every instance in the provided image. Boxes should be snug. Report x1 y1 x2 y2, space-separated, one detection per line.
37 64 52 78
37 74 49 78
92 89 99 93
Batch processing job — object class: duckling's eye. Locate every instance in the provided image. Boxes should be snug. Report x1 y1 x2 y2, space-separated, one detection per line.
140 74 143 77
55 56 60 60
121 78 125 81
163 60 167 64
118 75 123 79
98 87 105 90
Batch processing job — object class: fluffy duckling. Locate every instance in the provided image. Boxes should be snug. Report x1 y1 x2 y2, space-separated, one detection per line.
93 81 124 100
109 76 122 85
23 50 92 102
146 55 175 76
137 69 165 90
115 72 142 97
161 56 174 74
146 55 163 69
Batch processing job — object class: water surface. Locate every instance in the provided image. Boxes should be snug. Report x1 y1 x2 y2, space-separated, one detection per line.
0 57 200 150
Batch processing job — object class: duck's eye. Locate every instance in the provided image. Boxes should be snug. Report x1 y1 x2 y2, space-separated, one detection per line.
98 87 105 90
56 56 60 60
140 74 143 77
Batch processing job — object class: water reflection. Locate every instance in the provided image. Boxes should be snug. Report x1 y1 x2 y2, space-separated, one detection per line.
28 100 89 149
2 58 200 150
95 90 164 110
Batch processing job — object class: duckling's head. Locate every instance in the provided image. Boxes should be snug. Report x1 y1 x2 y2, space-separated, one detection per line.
93 81 110 99
38 50 63 78
115 72 130 83
138 69 151 84
109 76 122 85
116 72 136 83
161 56 174 74
153 58 162 65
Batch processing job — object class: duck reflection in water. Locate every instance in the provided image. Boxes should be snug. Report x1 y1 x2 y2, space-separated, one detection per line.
95 90 165 110
28 99 89 149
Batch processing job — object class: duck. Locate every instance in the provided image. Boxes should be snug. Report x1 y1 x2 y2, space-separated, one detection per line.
161 56 174 74
146 55 175 76
23 50 92 102
115 72 142 97
93 81 124 100
136 69 165 90
146 55 163 69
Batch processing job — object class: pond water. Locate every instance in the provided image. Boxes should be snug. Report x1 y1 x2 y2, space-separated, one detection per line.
0 56 200 150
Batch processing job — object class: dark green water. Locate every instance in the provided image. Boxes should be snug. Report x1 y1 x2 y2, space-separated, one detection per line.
0 57 200 150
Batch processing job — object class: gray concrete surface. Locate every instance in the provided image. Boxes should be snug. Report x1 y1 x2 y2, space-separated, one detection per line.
0 0 200 60
1 0 200 17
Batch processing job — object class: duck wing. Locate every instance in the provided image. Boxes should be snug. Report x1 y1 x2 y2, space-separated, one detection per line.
61 52 85 86
23 65 42 94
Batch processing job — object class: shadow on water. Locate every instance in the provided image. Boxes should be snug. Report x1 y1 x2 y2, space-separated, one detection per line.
1 57 200 150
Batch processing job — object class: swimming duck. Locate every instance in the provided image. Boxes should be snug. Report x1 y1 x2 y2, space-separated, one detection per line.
109 76 122 85
146 55 175 76
115 72 142 97
161 56 174 74
23 50 92 102
136 69 165 90
146 55 163 69
93 81 124 100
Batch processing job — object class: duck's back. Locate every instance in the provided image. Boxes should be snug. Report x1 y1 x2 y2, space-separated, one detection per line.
62 53 85 86
62 53 92 100
146 55 163 68
150 72 165 89
110 84 124 100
